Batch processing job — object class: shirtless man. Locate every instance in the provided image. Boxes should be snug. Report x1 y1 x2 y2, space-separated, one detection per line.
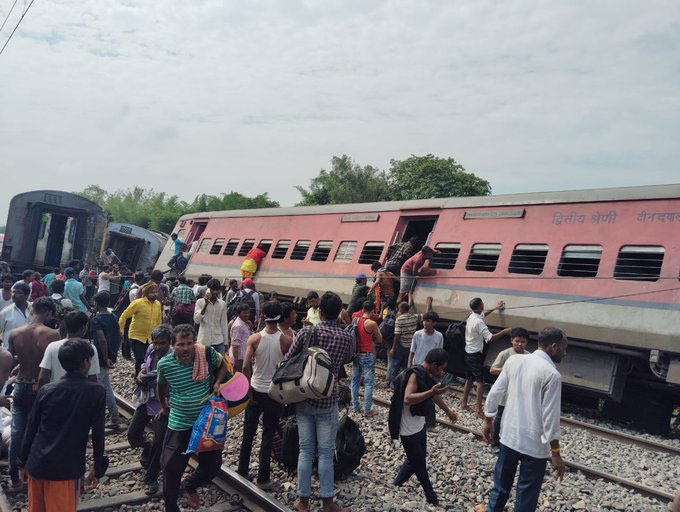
7 297 60 487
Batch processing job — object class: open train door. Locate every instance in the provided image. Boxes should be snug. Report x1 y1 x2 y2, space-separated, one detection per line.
390 214 439 252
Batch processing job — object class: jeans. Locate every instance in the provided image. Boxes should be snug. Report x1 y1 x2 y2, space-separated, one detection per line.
351 352 375 412
296 401 338 499
492 405 505 446
130 338 148 375
394 427 437 504
161 428 222 512
387 345 410 389
238 389 283 483
211 343 225 356
487 444 547 512
10 382 36 481
97 367 120 421
127 404 168 484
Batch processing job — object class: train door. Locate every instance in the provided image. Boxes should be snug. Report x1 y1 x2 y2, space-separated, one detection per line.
391 216 439 251
35 213 77 267
184 221 208 257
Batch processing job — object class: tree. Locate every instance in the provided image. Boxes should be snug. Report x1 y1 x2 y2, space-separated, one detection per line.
295 155 392 206
388 154 491 200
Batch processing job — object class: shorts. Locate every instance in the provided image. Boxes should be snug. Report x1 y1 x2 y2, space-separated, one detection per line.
28 476 80 512
400 274 417 293
465 351 484 382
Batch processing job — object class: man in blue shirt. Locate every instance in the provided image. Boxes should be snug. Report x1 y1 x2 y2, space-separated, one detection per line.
171 233 184 256
63 267 89 313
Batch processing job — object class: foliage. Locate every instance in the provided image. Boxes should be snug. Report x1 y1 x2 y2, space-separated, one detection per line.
77 186 279 233
296 154 490 205
295 155 392 206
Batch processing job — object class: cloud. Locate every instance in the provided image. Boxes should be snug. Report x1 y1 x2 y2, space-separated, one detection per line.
0 0 678 221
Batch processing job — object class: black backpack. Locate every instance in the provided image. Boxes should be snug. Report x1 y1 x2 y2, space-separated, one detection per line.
334 413 366 480
344 316 360 357
279 415 300 474
380 312 396 344
227 289 257 322
444 321 467 374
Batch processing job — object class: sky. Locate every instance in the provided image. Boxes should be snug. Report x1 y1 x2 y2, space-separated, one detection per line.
1 0 679 222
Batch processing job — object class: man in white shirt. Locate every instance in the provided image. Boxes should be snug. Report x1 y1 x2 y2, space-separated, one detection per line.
193 279 228 356
480 327 567 512
98 265 112 293
462 297 511 418
0 282 31 348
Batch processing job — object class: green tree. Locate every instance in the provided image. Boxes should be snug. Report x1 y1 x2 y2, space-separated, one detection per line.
295 155 392 206
388 154 491 200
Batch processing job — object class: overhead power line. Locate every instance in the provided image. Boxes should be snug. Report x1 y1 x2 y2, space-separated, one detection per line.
0 0 19 34
0 0 36 58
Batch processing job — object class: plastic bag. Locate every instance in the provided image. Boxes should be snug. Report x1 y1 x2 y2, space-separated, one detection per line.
184 395 229 454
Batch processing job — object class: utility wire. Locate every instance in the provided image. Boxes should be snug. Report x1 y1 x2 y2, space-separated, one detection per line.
0 0 36 57
0 0 19 34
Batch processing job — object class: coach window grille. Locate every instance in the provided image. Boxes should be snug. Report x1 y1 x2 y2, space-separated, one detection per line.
272 240 290 259
238 239 255 256
334 241 357 263
291 240 311 260
311 241 333 262
614 246 664 282
358 241 385 264
509 244 549 275
557 245 602 277
222 238 239 255
430 243 461 270
210 238 225 255
258 239 273 254
466 243 502 272
197 238 212 253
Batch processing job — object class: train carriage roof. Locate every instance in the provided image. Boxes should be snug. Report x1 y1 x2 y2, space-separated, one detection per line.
178 183 680 221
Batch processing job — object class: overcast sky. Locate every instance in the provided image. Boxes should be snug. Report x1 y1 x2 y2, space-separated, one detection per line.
1 1 678 222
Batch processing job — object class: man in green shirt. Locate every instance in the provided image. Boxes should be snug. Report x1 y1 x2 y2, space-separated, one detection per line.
157 324 230 512
489 327 531 448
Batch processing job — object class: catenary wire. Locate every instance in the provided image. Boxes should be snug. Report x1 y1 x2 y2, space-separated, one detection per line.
0 0 19 34
0 0 36 57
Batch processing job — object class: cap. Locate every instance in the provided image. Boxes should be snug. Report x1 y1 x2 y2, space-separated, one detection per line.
242 278 254 287
64 266 75 277
88 270 97 279
356 273 367 280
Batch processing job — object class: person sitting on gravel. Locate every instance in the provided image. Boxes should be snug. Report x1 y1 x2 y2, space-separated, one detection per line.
127 324 173 496
389 347 457 507
237 301 293 489
156 323 230 512
479 327 568 512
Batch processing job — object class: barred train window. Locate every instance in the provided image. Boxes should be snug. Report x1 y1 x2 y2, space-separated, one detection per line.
291 240 311 260
197 238 212 253
557 245 602 277
222 239 239 255
209 238 225 255
258 239 273 254
429 243 461 270
509 244 548 275
466 243 501 272
272 240 290 259
614 246 664 282
311 241 333 262
238 239 255 256
334 241 357 263
358 242 385 264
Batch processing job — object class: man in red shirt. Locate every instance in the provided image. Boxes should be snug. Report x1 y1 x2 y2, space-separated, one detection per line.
241 244 268 278
30 273 49 301
397 246 438 304
350 300 383 416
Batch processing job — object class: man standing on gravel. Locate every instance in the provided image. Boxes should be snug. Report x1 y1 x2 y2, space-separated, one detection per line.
193 279 228 356
480 327 568 512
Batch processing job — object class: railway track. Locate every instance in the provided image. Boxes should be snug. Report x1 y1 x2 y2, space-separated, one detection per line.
373 363 680 457
75 393 291 512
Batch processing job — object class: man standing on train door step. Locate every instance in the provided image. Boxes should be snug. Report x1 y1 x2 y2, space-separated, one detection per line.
19 339 108 512
385 236 419 277
397 246 439 304
479 327 567 512
369 262 396 313
462 297 512 418
194 279 228 356
488 327 531 448
157 324 230 512
351 300 383 416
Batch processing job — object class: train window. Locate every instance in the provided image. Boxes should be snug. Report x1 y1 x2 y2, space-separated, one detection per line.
509 244 549 275
311 241 333 262
222 238 239 256
259 239 273 254
210 238 225 255
238 239 256 256
557 245 602 277
197 238 212 253
272 240 290 259
614 246 664 282
466 243 502 272
291 240 311 260
334 241 357 263
430 243 461 270
358 242 385 264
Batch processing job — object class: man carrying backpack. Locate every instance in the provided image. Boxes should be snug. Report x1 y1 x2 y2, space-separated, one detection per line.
228 278 259 323
350 300 383 417
388 348 457 507
283 292 354 512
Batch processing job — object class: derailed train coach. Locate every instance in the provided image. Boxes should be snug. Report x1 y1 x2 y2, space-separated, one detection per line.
2 190 107 273
105 222 168 272
157 184 680 433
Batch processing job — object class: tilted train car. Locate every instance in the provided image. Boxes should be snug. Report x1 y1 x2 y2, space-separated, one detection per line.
105 222 168 272
2 190 107 273
156 184 680 432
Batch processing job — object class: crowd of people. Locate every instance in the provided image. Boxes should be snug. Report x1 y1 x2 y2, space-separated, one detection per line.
5 247 675 512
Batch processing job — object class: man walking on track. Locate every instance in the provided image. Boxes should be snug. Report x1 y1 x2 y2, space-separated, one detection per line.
479 327 568 512
194 279 228 356
118 282 162 374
